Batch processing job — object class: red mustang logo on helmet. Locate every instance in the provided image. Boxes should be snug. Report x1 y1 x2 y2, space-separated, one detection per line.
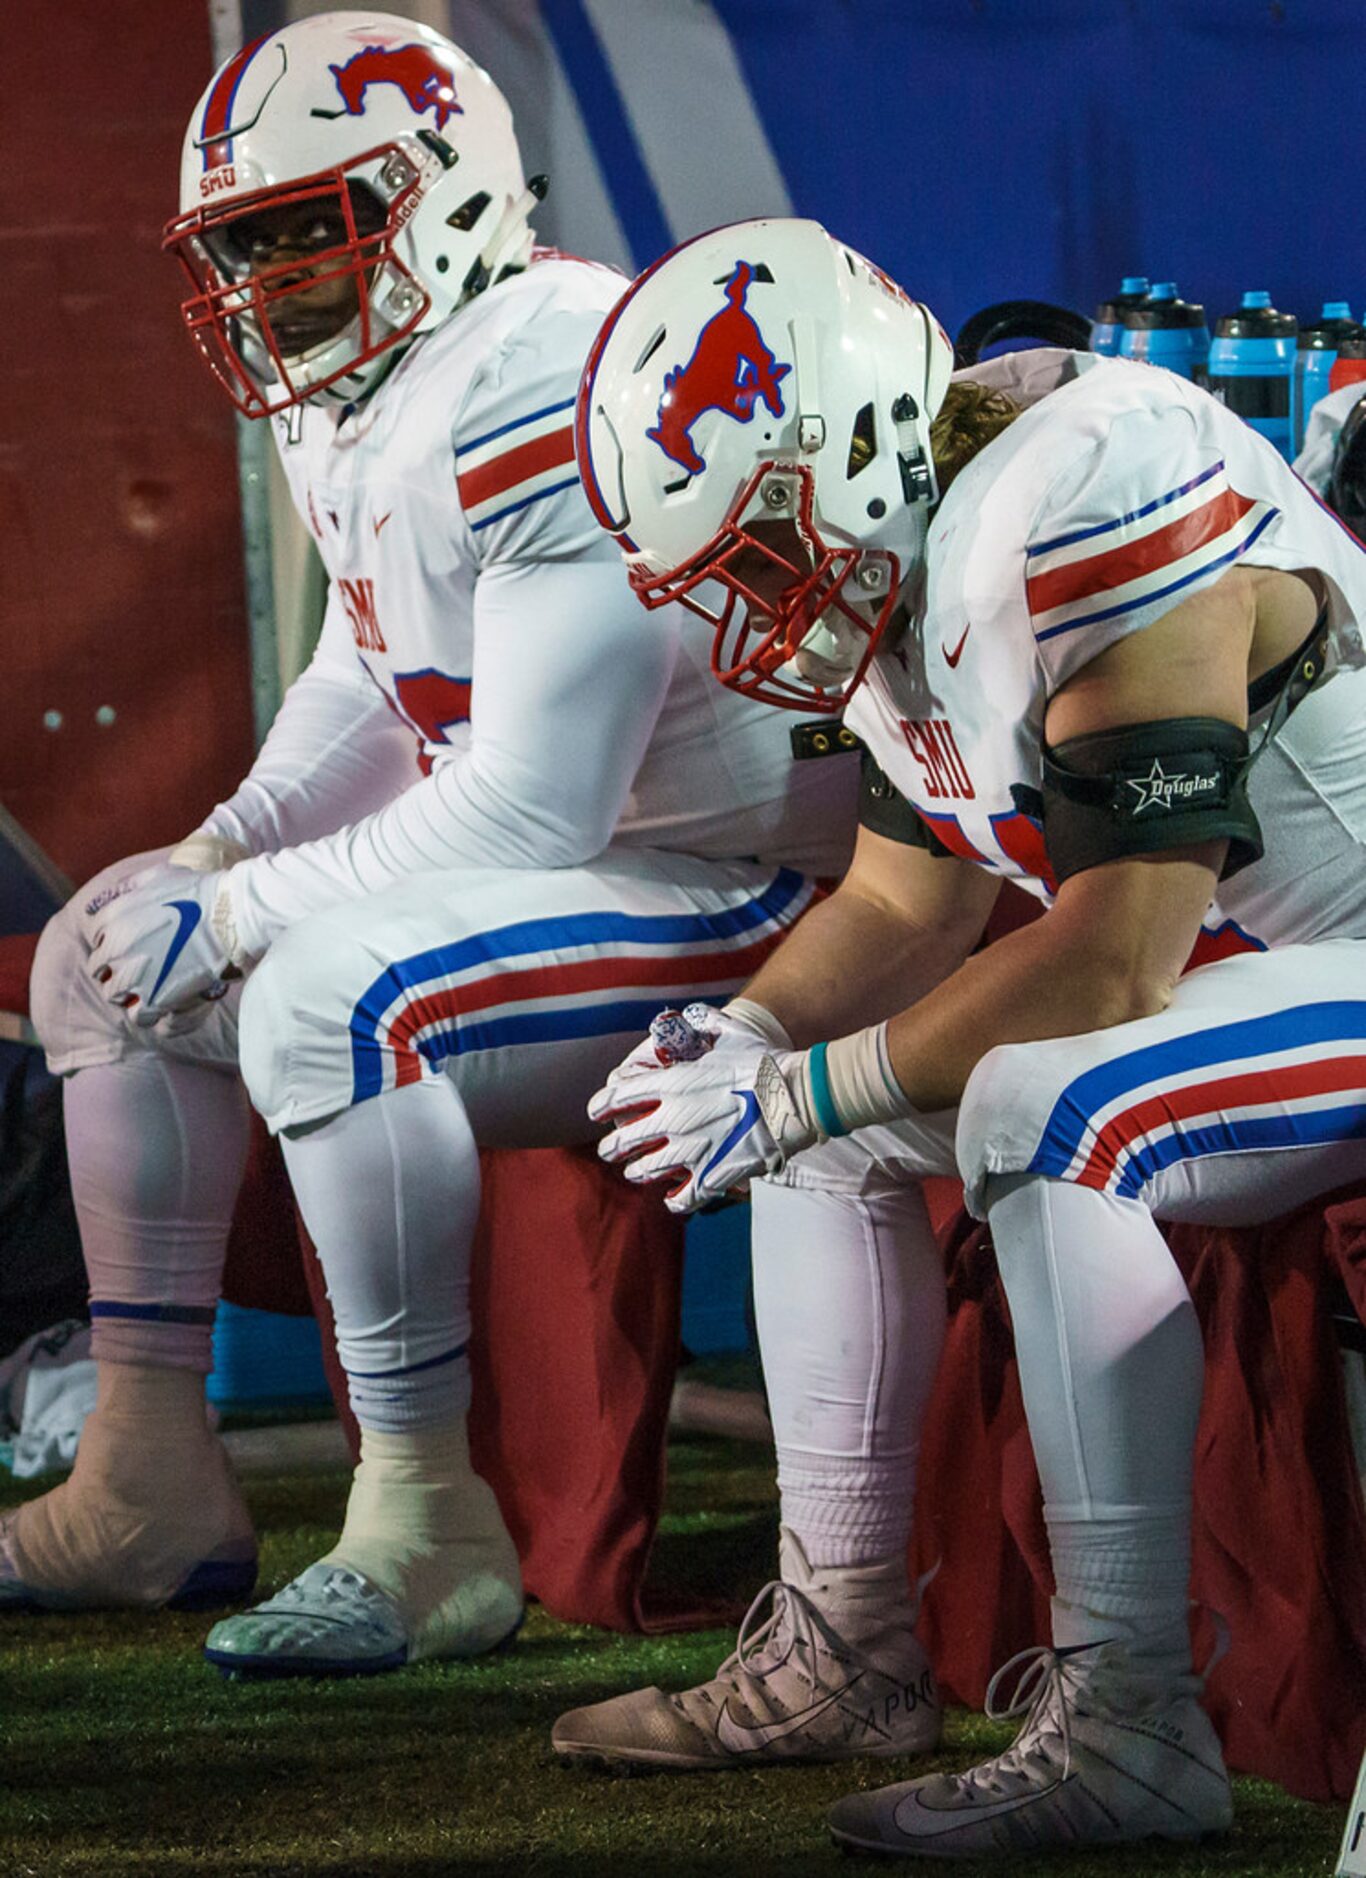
325 43 463 131
647 261 791 477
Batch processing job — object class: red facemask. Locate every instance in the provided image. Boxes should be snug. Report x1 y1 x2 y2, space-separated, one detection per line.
625 462 900 714
163 154 426 418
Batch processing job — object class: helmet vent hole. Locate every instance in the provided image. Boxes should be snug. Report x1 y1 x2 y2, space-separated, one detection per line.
417 129 460 169
446 190 491 233
634 327 667 373
846 403 877 479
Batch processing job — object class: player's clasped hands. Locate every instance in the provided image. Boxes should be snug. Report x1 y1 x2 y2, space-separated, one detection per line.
588 1003 817 1213
81 866 240 1030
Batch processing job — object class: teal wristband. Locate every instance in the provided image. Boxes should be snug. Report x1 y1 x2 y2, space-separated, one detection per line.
806 1041 848 1139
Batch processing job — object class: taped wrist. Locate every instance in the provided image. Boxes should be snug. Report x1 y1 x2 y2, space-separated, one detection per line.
798 1024 909 1138
168 832 252 873
724 996 795 1051
1041 717 1263 885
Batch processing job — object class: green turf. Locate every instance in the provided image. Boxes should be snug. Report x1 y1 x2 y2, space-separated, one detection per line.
0 1415 1346 1877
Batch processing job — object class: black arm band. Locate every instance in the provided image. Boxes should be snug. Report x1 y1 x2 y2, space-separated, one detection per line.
1041 717 1263 885
858 749 954 855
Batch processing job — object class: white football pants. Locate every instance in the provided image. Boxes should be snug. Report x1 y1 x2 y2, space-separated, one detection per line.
765 938 1366 1626
31 848 817 1419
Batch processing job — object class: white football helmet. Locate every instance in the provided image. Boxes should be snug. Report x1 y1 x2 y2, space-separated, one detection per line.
164 12 536 416
576 219 953 712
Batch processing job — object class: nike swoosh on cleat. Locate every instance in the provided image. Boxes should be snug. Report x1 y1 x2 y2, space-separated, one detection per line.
894 1774 1072 1834
715 1680 856 1753
942 624 971 667
149 900 203 1001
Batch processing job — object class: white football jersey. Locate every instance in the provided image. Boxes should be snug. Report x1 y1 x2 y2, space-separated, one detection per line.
212 256 855 956
1294 380 1365 495
847 352 1366 952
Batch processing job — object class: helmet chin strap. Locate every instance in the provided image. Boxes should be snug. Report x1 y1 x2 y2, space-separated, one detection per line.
459 174 548 304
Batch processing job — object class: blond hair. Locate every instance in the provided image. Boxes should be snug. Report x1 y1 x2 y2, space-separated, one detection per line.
929 380 1021 494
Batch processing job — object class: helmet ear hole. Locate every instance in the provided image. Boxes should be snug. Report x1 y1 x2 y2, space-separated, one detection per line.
846 402 876 479
445 190 491 233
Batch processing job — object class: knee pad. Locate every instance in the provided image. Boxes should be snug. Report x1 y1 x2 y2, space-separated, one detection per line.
30 897 127 1073
239 912 376 1133
956 1039 1072 1220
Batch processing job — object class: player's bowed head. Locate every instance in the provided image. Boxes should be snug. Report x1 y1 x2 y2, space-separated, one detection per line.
164 11 546 418
574 218 954 715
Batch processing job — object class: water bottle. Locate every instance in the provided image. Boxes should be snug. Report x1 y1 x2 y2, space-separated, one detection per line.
1292 303 1362 454
1207 292 1298 459
1091 277 1149 357
1119 282 1211 383
1329 331 1366 396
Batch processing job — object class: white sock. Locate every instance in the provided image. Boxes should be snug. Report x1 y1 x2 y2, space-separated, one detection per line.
281 1077 479 1431
752 1180 946 1568
64 1057 250 1370
988 1176 1203 1666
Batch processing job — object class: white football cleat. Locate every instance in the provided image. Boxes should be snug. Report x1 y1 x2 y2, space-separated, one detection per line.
0 1364 256 1613
826 1638 1234 1859
551 1527 941 1771
203 1417 523 1678
203 1563 412 1677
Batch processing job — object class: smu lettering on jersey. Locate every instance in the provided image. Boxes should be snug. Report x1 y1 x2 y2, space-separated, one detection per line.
271 256 855 881
846 353 1366 951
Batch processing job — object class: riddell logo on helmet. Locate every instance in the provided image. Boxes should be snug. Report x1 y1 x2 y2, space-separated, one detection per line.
319 43 463 130
647 260 791 477
200 165 237 199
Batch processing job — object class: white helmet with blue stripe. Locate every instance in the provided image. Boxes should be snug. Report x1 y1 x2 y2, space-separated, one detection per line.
165 12 537 415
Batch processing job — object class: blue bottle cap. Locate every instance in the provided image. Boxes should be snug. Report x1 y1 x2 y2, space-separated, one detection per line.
1149 282 1177 301
1324 301 1353 319
1120 276 1149 294
1241 290 1272 309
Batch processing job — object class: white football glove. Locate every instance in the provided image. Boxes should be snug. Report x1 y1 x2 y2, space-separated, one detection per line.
84 868 242 1028
588 1003 820 1214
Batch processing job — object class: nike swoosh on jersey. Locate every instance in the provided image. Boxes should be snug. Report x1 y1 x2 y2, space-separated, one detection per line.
715 1681 853 1753
894 1774 1073 1834
942 624 971 667
373 511 393 537
700 1088 763 1182
149 900 203 1001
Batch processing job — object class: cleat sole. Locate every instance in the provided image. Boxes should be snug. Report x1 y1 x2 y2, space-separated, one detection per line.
205 1643 409 1680
557 1732 942 1777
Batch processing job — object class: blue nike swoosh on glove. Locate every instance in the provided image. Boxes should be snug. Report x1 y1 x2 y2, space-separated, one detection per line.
149 900 203 1001
700 1089 762 1182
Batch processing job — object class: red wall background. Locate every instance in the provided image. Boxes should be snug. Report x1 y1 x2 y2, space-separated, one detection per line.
1 3 256 887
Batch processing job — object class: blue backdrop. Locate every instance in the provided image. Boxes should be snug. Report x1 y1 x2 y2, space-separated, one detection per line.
705 0 1360 335
458 0 1362 340
241 2 1361 337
